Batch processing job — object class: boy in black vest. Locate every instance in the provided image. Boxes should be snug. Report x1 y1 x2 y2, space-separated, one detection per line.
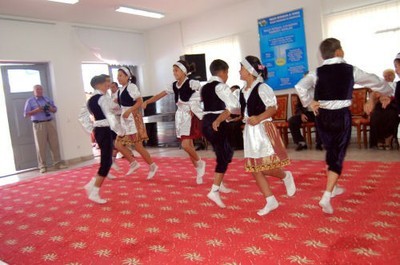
79 75 125 204
201 59 240 208
296 38 392 214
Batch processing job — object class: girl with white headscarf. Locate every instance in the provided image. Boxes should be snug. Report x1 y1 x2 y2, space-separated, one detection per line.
116 67 158 179
239 55 296 216
142 60 206 185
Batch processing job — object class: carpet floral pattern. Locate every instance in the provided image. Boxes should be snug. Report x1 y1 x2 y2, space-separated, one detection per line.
0 158 399 264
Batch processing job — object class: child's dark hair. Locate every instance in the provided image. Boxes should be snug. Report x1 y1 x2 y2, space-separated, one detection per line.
130 75 137 84
111 82 118 87
245 55 268 80
231 85 240 91
319 38 342 60
118 67 137 84
90 75 106 89
209 59 229 76
175 60 196 75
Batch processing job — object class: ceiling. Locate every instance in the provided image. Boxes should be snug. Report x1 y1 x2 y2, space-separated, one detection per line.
0 0 245 32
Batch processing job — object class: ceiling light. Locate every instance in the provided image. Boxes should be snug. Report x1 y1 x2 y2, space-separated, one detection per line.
116 6 164 19
48 0 79 4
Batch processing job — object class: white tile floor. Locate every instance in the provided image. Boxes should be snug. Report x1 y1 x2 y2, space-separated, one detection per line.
0 143 398 187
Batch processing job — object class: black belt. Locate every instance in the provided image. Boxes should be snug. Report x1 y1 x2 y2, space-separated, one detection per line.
32 119 52 124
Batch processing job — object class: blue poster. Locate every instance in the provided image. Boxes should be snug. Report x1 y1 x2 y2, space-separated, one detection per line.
258 9 308 90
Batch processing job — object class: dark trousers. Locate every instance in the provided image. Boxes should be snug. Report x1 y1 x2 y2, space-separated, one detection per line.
94 127 113 177
316 108 352 175
369 101 399 147
202 114 233 174
227 120 244 150
111 130 117 141
288 111 321 145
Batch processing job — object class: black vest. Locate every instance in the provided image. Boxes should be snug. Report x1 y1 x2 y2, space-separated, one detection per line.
118 85 136 107
395 81 400 115
173 79 195 103
314 63 354 101
240 83 266 116
201 81 226 112
87 94 106 121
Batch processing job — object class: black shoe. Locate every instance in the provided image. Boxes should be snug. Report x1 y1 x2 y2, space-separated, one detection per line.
295 143 307 151
316 144 323 151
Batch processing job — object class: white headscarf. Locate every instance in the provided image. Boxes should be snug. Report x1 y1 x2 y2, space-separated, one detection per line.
241 58 259 77
174 61 190 75
119 66 131 77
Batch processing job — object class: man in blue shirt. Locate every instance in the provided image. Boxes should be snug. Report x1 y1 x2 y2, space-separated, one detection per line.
24 85 66 173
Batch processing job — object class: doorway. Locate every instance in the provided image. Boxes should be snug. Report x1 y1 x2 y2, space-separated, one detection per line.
0 63 51 176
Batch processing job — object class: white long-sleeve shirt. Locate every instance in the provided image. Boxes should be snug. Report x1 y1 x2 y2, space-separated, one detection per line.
295 57 392 110
78 90 125 136
201 76 241 115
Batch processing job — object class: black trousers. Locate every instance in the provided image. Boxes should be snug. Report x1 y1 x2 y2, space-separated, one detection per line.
369 101 399 147
316 108 352 175
111 130 117 141
226 120 244 150
288 111 321 145
94 127 113 177
202 114 233 174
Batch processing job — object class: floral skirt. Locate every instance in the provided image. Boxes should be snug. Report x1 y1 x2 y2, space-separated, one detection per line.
116 111 148 145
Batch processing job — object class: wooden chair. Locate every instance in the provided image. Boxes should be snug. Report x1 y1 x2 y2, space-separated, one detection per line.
273 94 289 147
350 87 370 148
290 94 316 148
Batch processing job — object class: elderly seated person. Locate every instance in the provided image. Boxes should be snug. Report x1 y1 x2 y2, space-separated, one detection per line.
366 69 398 150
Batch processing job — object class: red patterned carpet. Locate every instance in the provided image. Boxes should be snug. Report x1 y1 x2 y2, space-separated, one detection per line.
0 157 399 265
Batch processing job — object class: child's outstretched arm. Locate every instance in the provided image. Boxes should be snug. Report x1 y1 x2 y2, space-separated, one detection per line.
142 91 168 109
354 66 392 95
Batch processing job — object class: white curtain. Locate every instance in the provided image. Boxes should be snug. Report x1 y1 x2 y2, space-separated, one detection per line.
184 35 243 87
324 1 400 78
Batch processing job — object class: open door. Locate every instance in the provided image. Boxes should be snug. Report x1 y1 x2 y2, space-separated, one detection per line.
0 63 51 171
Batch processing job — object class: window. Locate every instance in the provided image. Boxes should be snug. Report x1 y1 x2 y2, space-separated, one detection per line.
111 67 119 83
81 63 110 93
324 1 400 77
8 69 41 93
185 35 243 87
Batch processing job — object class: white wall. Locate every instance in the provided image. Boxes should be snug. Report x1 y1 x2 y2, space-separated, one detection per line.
143 0 324 97
0 19 146 162
142 22 184 96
